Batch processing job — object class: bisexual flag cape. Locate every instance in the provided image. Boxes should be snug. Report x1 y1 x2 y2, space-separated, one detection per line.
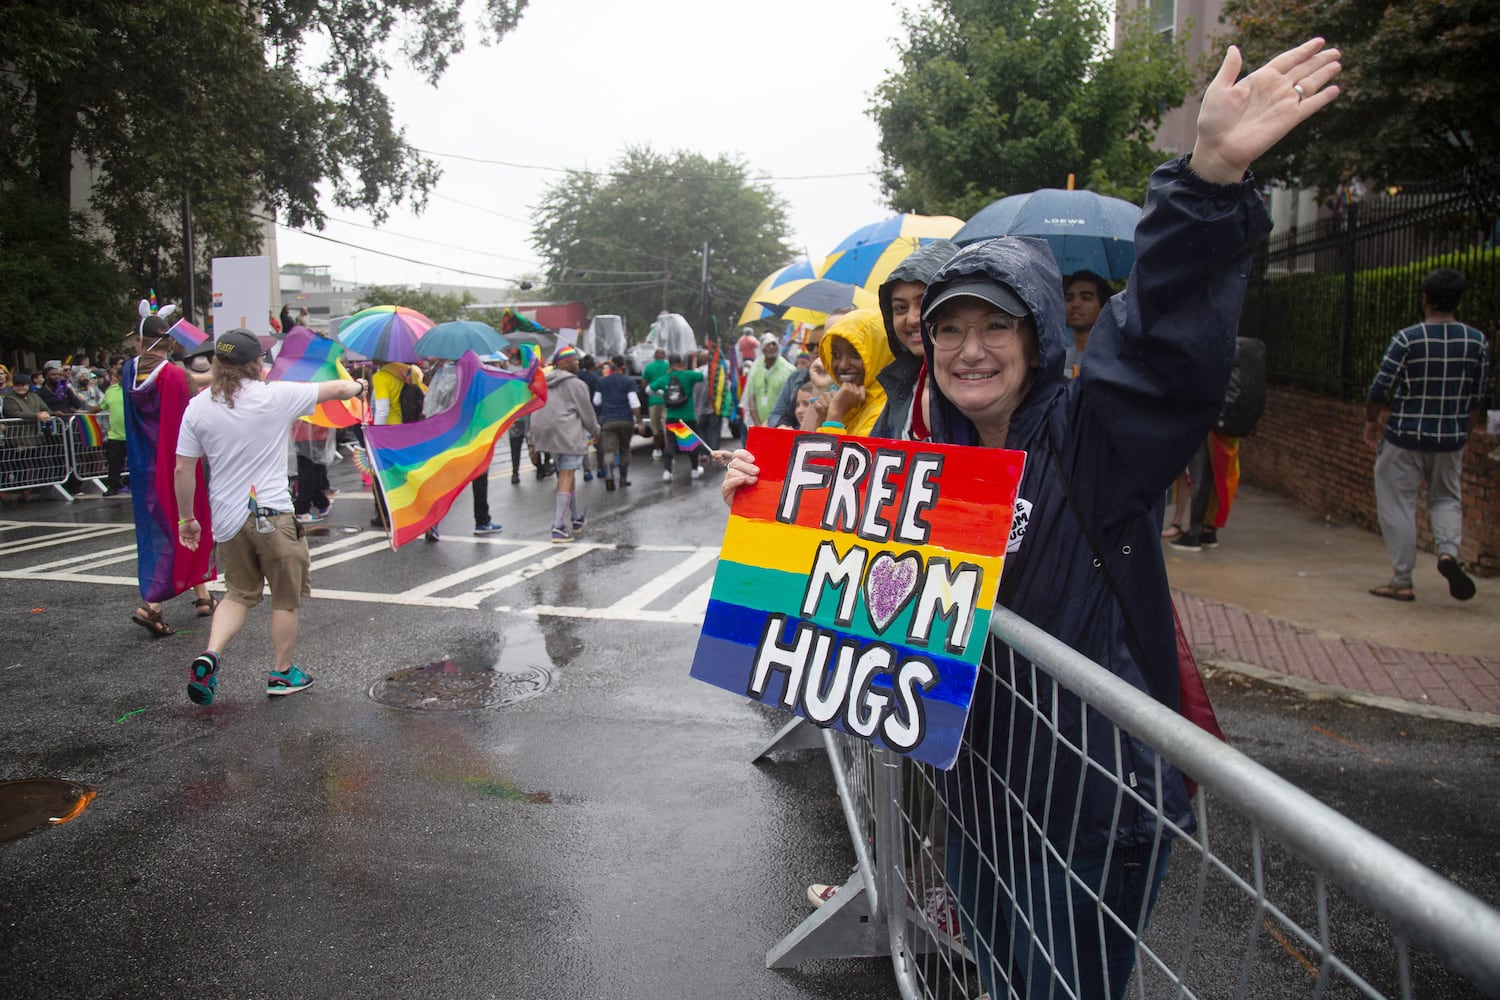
123 357 215 602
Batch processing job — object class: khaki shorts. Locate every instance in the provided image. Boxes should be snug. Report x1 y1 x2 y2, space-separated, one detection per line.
218 513 312 611
649 404 666 436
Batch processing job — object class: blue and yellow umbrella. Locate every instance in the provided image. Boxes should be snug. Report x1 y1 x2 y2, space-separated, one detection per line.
815 213 965 294
737 258 817 326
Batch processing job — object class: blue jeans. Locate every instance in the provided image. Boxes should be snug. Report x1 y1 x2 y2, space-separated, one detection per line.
945 823 1172 1000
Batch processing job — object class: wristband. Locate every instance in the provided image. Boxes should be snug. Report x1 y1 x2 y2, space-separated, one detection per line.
819 420 845 430
178 517 196 525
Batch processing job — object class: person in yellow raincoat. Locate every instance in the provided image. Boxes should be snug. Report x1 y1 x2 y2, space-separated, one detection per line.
802 308 897 436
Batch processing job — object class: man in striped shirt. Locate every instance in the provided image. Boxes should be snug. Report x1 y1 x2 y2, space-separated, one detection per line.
1365 268 1490 602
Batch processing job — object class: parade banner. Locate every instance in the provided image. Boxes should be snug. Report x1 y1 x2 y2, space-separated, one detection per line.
691 427 1024 769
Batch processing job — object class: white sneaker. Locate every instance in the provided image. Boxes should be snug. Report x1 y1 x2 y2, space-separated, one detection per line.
690 466 704 479
651 449 662 460
806 883 838 908
662 470 673 482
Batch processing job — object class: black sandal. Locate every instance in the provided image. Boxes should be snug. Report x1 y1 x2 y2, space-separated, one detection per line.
131 605 177 637
194 595 218 617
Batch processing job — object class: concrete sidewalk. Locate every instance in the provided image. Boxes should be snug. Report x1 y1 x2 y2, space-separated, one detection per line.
1163 486 1500 723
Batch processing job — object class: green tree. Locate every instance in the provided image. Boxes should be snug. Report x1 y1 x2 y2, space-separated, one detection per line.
530 147 798 340
0 1 528 330
0 185 133 356
358 285 476 324
871 0 1196 216
1224 0 1500 189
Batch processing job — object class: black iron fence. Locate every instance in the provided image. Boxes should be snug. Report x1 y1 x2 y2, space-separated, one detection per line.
1239 171 1500 401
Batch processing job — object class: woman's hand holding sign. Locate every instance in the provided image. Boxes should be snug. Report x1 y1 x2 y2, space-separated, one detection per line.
720 448 760 506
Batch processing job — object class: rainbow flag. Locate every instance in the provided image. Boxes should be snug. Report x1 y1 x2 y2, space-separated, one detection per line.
167 318 209 352
690 427 1024 769
75 414 106 448
665 419 705 451
364 351 546 549
268 328 366 428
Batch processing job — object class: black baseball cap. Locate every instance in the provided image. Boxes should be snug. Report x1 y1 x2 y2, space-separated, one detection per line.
207 328 263 365
924 279 1028 318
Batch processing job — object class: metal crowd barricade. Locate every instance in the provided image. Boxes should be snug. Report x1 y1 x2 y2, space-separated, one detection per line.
66 412 110 493
0 416 74 501
761 606 1500 999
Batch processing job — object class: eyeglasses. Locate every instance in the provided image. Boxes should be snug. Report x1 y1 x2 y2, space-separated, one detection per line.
928 313 1025 350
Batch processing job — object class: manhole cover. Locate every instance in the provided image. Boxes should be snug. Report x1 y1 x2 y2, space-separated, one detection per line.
369 660 552 710
0 779 96 843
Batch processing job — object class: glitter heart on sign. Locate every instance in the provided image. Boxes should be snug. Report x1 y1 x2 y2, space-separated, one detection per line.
865 552 921 633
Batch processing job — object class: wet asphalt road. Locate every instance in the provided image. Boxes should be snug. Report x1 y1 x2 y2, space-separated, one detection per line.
2 451 1496 998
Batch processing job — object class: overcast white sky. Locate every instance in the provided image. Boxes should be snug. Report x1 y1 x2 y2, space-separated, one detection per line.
273 0 914 290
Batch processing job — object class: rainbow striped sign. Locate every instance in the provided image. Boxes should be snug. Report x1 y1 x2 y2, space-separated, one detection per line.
691 427 1024 769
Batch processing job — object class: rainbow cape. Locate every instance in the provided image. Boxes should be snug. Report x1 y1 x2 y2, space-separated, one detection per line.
167 319 209 352
268 328 366 428
364 351 546 549
665 419 705 451
122 357 216 602
690 427 1023 769
75 413 105 448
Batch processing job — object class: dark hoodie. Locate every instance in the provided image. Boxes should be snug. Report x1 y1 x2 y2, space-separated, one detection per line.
871 239 959 439
925 157 1271 854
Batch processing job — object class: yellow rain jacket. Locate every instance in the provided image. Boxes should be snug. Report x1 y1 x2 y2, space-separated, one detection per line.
817 309 897 436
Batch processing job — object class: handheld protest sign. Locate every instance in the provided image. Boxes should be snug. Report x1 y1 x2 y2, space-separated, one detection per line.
691 426 1024 769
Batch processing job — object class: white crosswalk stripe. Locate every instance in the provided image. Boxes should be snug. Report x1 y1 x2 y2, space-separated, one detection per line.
0 519 719 623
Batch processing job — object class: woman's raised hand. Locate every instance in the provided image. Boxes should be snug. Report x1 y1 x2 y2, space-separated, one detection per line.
1190 38 1342 185
719 449 760 508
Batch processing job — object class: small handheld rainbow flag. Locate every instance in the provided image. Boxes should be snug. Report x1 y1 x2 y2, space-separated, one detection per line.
76 414 106 448
665 419 705 451
167 319 209 352
247 486 259 515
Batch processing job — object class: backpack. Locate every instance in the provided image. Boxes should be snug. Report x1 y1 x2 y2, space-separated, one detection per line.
662 374 688 408
1216 337 1266 437
398 380 427 424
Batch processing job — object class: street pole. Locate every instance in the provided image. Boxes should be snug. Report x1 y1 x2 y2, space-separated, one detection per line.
181 192 195 321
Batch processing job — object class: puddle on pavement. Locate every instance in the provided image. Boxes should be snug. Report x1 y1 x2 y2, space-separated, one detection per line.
447 775 552 804
0 779 97 842
368 623 554 711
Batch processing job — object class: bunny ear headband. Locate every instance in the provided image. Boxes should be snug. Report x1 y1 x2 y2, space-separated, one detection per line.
137 289 179 337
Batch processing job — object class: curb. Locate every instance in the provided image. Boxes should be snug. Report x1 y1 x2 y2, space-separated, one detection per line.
1200 656 1500 730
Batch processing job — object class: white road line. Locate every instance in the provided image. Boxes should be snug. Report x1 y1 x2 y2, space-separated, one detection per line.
0 569 475 609
15 542 138 573
307 531 387 556
0 525 134 556
309 540 393 571
453 545 595 608
403 543 551 599
526 604 705 624
667 575 716 620
606 546 720 613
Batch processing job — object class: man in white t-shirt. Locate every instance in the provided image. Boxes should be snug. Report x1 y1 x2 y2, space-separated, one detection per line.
174 329 366 706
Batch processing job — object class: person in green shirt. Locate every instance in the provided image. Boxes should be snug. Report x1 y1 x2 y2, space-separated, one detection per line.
640 348 670 459
102 377 129 495
648 354 706 480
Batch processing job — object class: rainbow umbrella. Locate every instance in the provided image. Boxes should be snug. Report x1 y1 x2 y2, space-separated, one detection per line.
335 305 434 363
815 213 965 294
737 258 817 326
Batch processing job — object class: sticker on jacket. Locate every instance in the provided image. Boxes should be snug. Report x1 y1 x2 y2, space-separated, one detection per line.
1007 497 1032 554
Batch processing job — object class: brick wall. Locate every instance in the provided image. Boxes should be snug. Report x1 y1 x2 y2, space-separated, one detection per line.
1241 387 1500 576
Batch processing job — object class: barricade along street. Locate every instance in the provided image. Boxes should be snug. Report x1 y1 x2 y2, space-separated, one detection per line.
0 417 73 501
762 606 1500 1000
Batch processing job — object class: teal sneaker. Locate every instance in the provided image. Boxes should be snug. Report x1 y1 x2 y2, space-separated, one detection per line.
267 664 314 697
188 651 219 706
